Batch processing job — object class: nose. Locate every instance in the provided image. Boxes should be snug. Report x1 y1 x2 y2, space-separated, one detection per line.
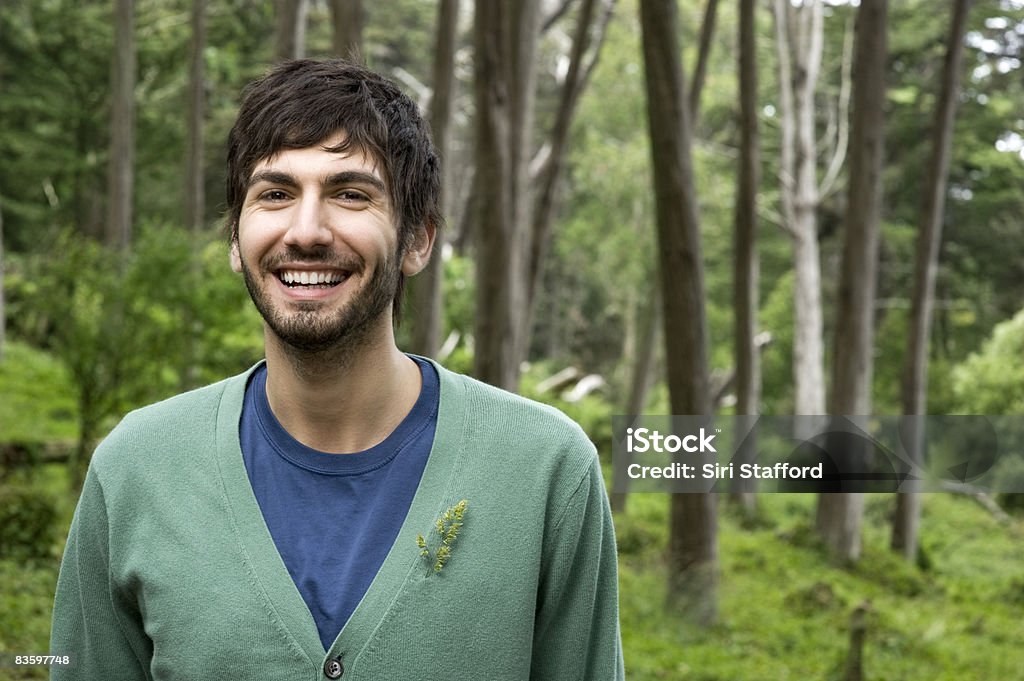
282 196 333 250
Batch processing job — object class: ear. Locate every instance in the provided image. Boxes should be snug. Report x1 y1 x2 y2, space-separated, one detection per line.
229 236 242 273
401 222 437 277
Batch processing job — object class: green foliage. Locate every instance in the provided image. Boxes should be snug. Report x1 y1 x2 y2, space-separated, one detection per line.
985 453 1024 513
0 0 277 247
0 556 58 679
418 499 467 573
0 342 77 443
951 307 1024 414
880 0 1024 372
758 271 795 415
531 1 652 378
20 232 142 463
0 464 76 679
0 0 111 246
0 485 57 562
612 492 668 560
440 252 475 341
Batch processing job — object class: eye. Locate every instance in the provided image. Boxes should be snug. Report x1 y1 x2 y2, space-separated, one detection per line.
258 189 292 202
335 189 371 204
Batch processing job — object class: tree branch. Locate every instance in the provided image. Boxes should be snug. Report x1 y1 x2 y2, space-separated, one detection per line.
820 14 854 198
526 0 616 316
541 0 576 33
688 0 720 123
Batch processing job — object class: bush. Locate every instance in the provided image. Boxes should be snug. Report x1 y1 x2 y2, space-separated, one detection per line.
0 485 58 562
952 306 1024 414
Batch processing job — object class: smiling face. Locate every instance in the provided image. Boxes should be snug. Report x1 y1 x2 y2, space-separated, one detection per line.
230 132 432 354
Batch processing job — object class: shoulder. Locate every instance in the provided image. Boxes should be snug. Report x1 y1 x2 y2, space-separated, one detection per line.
433 362 593 452
88 367 253 484
429 361 598 504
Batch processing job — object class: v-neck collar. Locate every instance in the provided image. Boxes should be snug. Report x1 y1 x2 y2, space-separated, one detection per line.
213 357 469 665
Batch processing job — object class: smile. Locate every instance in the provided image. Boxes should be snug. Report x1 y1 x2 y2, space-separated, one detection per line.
276 269 348 288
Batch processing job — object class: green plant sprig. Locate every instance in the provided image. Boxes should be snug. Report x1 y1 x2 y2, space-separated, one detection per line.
417 499 468 573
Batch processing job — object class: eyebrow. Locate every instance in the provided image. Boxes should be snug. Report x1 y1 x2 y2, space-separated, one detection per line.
247 170 299 191
247 169 386 195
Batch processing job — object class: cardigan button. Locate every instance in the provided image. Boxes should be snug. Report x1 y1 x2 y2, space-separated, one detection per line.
323 656 344 679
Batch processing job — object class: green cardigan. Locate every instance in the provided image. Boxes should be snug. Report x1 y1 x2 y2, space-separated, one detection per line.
50 361 624 680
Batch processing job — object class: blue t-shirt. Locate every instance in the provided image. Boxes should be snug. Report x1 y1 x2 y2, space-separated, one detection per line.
240 357 439 651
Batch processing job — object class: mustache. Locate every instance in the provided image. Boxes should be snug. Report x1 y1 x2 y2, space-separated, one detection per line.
262 245 364 272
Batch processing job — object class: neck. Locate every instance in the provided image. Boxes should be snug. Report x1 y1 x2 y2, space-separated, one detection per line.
262 320 421 453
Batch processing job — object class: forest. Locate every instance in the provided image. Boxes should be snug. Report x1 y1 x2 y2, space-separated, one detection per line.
2 0 1024 678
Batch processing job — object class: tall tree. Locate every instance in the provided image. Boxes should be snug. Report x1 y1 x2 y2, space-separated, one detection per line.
472 0 542 390
525 0 615 338
185 0 206 232
0 18 4 361
274 0 308 62
616 0 712 515
181 0 207 390
0 201 5 363
688 0 720 122
639 0 716 625
892 0 972 561
818 0 888 563
107 0 135 250
472 0 614 388
409 0 460 358
730 0 761 512
773 0 826 419
612 267 661 515
330 0 364 62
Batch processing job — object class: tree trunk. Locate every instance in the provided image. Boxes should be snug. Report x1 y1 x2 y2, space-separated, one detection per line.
688 0 720 123
893 0 971 561
639 0 716 626
524 0 615 346
185 0 206 232
611 279 661 514
817 0 888 563
774 0 825 420
180 0 207 390
0 202 5 363
843 602 871 681
409 0 459 359
472 0 542 390
330 0 364 62
729 0 761 512
274 0 308 62
107 0 135 251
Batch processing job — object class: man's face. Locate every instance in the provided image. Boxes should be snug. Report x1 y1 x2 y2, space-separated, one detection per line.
230 133 422 352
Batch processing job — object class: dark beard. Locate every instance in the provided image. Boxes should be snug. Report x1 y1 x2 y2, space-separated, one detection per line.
240 246 400 354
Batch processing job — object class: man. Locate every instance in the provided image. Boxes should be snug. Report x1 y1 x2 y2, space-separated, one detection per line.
50 59 624 680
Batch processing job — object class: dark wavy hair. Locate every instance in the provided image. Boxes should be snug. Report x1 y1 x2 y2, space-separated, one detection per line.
225 59 442 315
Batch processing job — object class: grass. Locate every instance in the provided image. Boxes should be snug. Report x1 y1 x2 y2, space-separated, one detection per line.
0 464 76 681
616 491 1024 680
0 344 78 679
0 341 77 444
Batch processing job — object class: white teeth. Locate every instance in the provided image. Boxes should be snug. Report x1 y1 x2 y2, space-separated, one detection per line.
279 270 345 285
